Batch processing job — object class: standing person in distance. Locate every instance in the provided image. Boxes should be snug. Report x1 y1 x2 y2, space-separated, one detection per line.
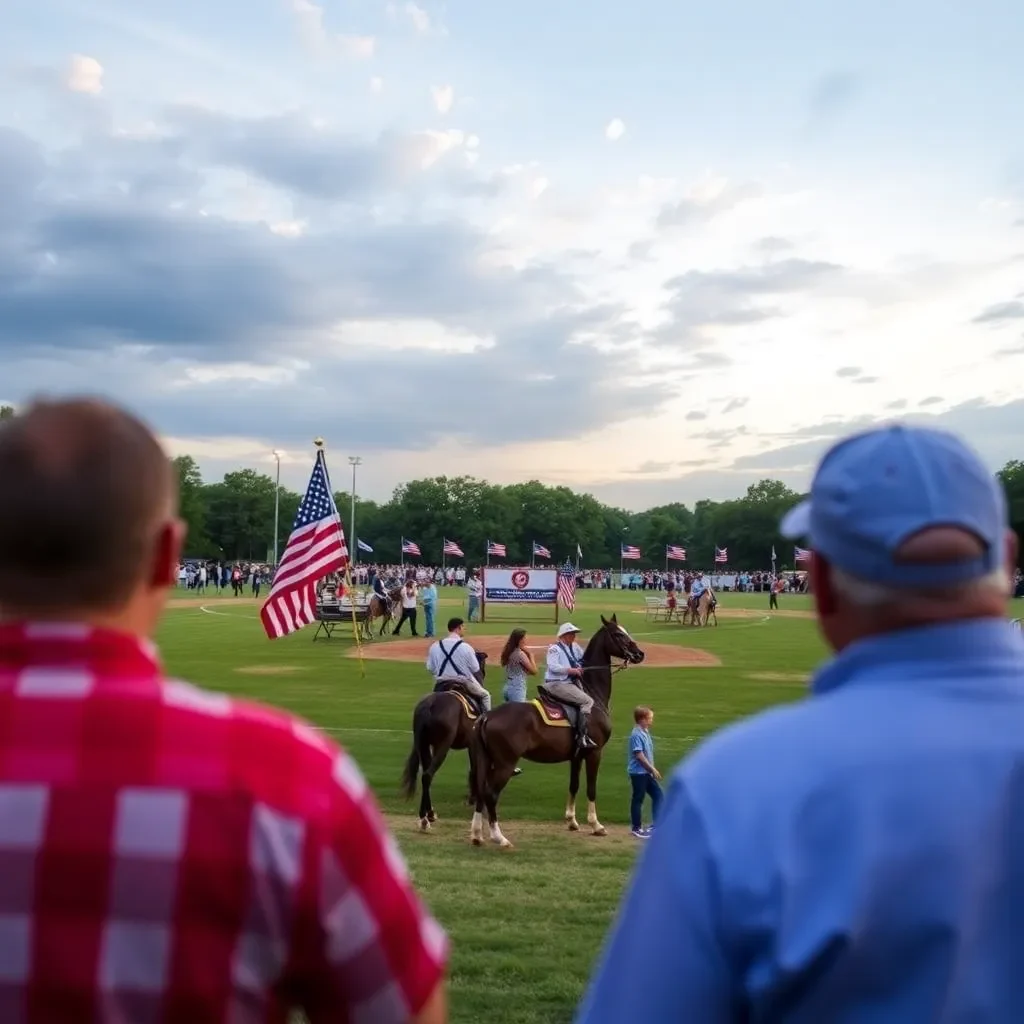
466 570 483 622
0 398 448 1024
578 424 1024 1024
394 577 419 636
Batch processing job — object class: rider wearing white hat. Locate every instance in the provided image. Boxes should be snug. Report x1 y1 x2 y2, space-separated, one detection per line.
544 623 596 751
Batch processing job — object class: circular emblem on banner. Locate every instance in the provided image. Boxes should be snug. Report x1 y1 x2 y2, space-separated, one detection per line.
511 570 530 589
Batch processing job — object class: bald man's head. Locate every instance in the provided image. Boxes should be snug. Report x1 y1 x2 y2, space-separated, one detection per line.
0 398 178 615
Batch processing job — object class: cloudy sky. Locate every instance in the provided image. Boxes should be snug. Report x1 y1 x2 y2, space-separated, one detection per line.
3 0 1024 510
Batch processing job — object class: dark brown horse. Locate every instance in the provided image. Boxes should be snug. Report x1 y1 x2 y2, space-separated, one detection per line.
400 652 489 832
362 586 402 639
468 614 644 848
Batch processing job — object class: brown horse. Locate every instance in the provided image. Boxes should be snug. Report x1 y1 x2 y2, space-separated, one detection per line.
682 589 717 626
400 652 489 831
468 614 645 848
362 586 402 638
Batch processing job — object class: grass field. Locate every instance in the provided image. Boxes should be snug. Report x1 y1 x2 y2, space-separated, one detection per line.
158 586 828 1024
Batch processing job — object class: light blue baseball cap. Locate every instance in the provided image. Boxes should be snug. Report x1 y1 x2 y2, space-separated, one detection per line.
780 425 1008 587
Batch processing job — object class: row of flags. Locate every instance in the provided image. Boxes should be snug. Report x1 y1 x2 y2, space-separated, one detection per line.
260 447 811 642
396 538 552 559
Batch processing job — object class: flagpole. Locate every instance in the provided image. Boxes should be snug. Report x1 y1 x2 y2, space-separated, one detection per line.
664 545 668 573
315 437 364 677
531 542 535 569
400 539 404 570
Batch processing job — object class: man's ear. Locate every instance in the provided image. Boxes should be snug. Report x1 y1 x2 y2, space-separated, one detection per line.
150 518 186 590
810 552 836 618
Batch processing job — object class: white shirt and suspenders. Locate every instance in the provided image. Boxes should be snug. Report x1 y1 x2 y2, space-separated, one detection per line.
426 633 482 682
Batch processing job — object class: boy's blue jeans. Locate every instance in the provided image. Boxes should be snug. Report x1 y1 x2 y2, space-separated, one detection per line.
629 773 663 830
423 603 435 636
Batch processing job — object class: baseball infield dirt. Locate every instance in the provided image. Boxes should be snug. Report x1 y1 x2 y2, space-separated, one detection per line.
346 635 720 668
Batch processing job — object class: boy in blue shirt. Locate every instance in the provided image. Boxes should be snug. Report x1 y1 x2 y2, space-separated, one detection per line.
627 705 663 838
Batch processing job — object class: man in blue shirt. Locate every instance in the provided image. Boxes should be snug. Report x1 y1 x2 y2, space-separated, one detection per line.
577 424 1024 1024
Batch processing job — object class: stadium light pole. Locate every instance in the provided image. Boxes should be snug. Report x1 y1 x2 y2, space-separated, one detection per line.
272 450 282 567
348 456 362 564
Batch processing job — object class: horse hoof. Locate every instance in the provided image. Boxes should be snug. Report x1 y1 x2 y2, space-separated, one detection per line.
592 827 608 837
419 819 431 832
427 811 438 822
471 836 484 847
499 839 514 850
567 821 580 832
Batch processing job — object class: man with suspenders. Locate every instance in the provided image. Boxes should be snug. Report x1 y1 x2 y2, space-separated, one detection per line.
425 617 491 712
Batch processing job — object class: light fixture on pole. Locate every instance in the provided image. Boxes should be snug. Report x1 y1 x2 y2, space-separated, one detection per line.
348 456 362 564
271 450 281 567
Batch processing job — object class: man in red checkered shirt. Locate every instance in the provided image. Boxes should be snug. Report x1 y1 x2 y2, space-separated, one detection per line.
0 399 449 1023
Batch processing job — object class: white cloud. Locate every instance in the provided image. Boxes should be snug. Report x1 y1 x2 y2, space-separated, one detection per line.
67 55 104 95
290 0 375 59
338 34 375 59
605 118 626 142
370 76 384 94
431 84 454 114
387 1 438 34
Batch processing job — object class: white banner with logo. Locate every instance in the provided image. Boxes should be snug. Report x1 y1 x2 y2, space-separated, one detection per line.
483 567 557 603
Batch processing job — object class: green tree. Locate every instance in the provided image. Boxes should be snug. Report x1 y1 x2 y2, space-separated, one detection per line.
0 405 14 420
998 461 1024 567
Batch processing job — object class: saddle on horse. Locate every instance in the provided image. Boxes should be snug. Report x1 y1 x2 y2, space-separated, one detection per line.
433 678 486 716
536 685 594 753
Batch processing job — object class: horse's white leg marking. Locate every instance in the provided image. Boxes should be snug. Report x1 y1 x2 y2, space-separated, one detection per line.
419 816 431 832
471 811 484 845
489 820 513 848
565 793 580 831
587 800 607 837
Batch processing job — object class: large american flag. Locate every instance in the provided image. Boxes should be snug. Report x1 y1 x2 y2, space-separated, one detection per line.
260 450 348 639
714 546 728 563
487 540 506 557
401 538 421 556
666 544 687 562
532 541 551 559
794 545 811 563
621 544 641 560
443 538 463 557
557 559 576 611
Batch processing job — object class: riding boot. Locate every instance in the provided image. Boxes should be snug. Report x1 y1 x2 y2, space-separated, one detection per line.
576 712 597 752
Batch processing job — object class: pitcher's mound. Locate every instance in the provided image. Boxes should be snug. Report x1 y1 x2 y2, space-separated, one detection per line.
347 636 719 669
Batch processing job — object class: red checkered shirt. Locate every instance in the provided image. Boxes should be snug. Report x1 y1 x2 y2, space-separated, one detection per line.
0 622 448 1022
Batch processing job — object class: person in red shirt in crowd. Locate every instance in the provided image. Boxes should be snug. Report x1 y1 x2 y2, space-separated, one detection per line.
0 398 448 1024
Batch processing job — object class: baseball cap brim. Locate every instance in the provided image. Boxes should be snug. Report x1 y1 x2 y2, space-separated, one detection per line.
780 501 811 540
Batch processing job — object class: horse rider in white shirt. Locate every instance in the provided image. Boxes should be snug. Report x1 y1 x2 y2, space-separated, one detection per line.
425 616 491 712
544 622 596 752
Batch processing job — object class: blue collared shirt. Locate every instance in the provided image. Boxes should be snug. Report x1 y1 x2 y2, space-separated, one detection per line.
577 619 1024 1023
627 726 654 775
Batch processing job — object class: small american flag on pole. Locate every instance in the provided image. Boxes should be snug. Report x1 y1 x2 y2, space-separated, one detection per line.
666 544 687 562
443 538 464 557
487 540 506 557
260 449 348 639
621 544 641 560
794 545 811 563
532 541 551 558
557 559 576 611
714 546 728 563
401 538 421 556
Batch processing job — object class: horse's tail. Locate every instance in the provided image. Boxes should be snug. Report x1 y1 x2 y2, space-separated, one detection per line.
400 703 430 797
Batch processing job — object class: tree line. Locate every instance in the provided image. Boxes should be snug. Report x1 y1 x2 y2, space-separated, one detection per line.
1 406 1021 568
168 452 1024 571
